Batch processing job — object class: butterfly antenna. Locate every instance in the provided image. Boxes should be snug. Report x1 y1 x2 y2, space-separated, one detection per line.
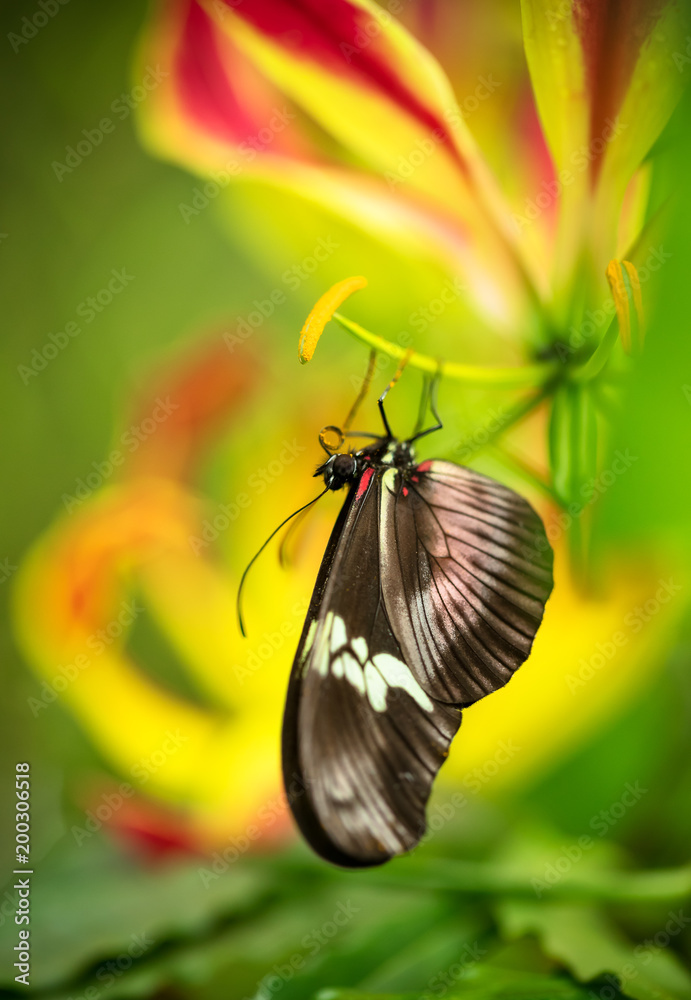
342 349 377 433
378 348 413 438
237 487 330 637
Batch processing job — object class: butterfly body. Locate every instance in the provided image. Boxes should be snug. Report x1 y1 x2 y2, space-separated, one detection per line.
282 434 553 868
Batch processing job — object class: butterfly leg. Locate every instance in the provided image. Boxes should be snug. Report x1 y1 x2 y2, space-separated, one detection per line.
409 364 443 443
412 375 432 438
342 349 377 433
377 349 413 439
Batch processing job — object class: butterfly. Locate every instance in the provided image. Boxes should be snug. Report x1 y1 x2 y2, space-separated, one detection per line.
240 361 553 868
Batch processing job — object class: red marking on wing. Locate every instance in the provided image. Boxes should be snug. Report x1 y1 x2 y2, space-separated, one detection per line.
355 466 374 500
416 460 434 473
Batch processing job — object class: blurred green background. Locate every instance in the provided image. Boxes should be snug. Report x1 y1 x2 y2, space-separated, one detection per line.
2 2 691 999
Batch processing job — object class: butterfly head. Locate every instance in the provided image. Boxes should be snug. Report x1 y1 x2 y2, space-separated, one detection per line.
315 452 361 492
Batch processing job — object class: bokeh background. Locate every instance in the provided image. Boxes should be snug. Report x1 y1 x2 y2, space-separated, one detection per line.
2 1 691 998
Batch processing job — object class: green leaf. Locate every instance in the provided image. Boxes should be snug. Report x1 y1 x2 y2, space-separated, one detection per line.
0 836 272 990
496 900 691 1000
316 964 597 998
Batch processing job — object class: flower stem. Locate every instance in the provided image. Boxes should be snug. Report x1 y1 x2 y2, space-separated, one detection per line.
571 315 620 382
332 313 555 390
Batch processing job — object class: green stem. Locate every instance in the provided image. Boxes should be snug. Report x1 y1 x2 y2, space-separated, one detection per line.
571 315 619 382
267 855 691 904
332 313 556 390
360 858 691 904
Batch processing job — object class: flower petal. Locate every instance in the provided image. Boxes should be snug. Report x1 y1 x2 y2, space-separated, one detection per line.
137 0 542 330
195 0 543 306
521 0 689 294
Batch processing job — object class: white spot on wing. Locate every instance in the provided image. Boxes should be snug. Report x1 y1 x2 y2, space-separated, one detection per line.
310 616 432 717
364 661 388 710
351 636 368 663
343 651 365 693
310 611 333 676
330 650 365 694
330 614 348 653
371 653 433 711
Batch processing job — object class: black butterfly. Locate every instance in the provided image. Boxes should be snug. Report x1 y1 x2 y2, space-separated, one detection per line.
275 371 554 868
239 367 553 868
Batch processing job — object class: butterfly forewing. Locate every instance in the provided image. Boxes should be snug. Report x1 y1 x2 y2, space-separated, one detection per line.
282 466 461 868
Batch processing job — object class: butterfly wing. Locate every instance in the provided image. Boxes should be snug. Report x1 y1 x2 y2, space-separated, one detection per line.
282 467 461 868
380 460 554 706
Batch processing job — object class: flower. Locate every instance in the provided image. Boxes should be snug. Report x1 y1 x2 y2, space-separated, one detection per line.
137 0 687 332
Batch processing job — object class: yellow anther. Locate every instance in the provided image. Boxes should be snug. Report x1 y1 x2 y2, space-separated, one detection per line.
298 276 368 364
606 259 644 355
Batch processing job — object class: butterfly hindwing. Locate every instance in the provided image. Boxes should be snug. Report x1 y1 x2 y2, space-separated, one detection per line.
282 467 461 868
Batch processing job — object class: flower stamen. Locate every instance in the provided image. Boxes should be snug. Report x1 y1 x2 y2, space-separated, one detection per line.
298 276 368 364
